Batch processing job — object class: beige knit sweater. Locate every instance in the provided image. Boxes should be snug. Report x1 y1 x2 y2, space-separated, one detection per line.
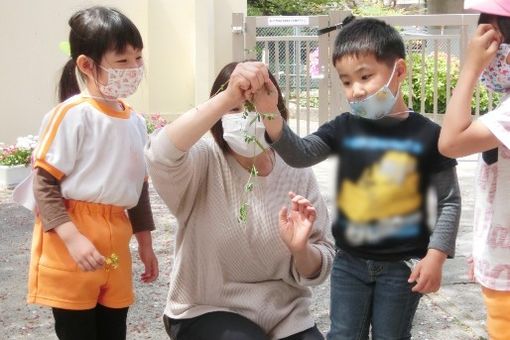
145 129 334 339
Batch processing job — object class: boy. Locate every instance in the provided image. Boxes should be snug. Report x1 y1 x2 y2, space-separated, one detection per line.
255 17 461 339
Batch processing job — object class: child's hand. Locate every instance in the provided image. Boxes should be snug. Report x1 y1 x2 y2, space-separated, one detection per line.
226 62 270 104
465 24 501 75
279 192 316 254
55 221 104 272
138 244 159 283
135 231 159 283
408 249 447 294
252 80 279 116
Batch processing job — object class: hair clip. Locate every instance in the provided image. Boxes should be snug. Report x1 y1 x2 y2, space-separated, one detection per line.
317 23 343 36
317 15 356 36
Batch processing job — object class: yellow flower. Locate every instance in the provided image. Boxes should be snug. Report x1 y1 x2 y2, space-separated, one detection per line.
104 253 120 271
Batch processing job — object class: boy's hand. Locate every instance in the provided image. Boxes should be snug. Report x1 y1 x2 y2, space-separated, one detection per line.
226 62 270 105
465 24 501 75
135 231 159 283
252 80 279 115
408 249 447 294
279 192 316 254
55 221 104 272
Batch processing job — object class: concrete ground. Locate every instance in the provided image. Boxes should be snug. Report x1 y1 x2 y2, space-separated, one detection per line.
0 150 487 339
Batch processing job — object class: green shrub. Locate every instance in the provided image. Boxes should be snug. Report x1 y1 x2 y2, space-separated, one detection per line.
402 52 500 114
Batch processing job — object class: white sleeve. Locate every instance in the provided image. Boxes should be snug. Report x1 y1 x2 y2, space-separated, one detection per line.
34 108 83 180
478 100 510 149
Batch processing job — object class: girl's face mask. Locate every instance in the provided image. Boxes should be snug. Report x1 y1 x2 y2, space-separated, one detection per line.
481 43 510 94
98 65 144 98
222 112 270 158
349 63 399 120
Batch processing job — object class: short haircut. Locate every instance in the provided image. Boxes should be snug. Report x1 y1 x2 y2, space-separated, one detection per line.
332 17 406 67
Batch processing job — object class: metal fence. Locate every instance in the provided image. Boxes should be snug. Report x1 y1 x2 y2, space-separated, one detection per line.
233 11 496 134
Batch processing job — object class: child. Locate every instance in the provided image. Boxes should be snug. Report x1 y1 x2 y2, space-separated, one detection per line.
27 6 158 340
439 1 510 339
255 17 461 339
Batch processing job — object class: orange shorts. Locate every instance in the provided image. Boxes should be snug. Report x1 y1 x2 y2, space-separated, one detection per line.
482 286 510 340
28 200 134 310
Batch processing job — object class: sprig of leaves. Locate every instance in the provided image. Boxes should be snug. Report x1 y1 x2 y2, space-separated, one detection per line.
237 102 273 223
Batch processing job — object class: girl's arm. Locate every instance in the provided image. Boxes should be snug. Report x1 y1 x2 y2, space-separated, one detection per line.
127 180 158 283
127 181 155 233
439 24 501 158
33 167 104 271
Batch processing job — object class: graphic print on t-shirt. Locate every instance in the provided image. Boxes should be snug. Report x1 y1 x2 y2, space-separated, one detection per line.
337 136 423 246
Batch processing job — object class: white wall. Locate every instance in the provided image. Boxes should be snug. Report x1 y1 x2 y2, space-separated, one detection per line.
0 1 246 144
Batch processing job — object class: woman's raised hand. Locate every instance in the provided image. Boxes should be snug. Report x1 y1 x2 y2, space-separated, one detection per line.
225 62 271 104
279 192 316 254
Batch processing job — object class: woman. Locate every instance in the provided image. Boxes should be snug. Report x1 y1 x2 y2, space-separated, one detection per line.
145 61 334 340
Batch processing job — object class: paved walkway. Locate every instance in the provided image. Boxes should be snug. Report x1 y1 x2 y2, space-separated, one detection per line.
0 141 487 339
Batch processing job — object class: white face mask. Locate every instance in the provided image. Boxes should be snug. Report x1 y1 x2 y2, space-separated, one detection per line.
98 65 144 98
222 111 270 158
349 63 399 120
481 43 510 94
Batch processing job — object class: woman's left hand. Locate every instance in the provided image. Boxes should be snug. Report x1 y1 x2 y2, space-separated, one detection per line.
279 192 316 254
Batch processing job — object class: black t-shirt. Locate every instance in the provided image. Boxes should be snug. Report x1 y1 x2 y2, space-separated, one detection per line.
314 112 457 261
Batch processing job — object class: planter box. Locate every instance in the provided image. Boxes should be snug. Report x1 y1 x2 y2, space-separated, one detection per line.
0 165 31 189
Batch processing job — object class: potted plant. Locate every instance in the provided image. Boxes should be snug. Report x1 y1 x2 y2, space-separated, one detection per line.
142 113 168 134
0 135 37 189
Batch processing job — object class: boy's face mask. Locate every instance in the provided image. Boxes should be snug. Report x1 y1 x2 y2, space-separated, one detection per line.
98 65 144 98
222 111 269 158
481 43 510 94
349 63 399 120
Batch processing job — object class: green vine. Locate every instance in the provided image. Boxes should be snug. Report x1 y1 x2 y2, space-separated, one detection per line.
236 102 275 223
208 79 277 223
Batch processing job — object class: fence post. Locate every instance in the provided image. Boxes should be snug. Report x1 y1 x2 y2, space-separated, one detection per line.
318 15 329 125
245 16 257 60
232 13 245 62
328 10 351 119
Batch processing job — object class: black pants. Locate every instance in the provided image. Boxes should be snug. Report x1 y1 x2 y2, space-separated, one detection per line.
52 304 129 340
163 312 324 340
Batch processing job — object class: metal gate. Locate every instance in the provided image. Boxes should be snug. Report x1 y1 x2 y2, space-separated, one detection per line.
233 11 487 133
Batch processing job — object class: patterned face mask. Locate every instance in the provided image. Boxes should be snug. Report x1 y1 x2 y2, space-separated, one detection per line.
222 112 270 158
349 63 399 120
481 43 510 94
98 65 144 98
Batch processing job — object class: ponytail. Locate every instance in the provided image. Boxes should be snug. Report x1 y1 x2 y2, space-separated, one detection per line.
58 59 80 102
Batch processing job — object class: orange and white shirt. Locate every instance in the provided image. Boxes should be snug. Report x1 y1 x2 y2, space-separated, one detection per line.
34 95 147 209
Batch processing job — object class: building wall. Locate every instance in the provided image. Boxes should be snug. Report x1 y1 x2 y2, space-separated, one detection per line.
0 0 246 144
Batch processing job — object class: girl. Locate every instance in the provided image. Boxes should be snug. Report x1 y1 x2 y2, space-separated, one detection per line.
27 6 158 340
145 61 334 340
439 1 510 339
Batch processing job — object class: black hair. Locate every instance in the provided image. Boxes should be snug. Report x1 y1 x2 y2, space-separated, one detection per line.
209 61 288 154
332 16 405 67
58 6 143 102
478 13 510 43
